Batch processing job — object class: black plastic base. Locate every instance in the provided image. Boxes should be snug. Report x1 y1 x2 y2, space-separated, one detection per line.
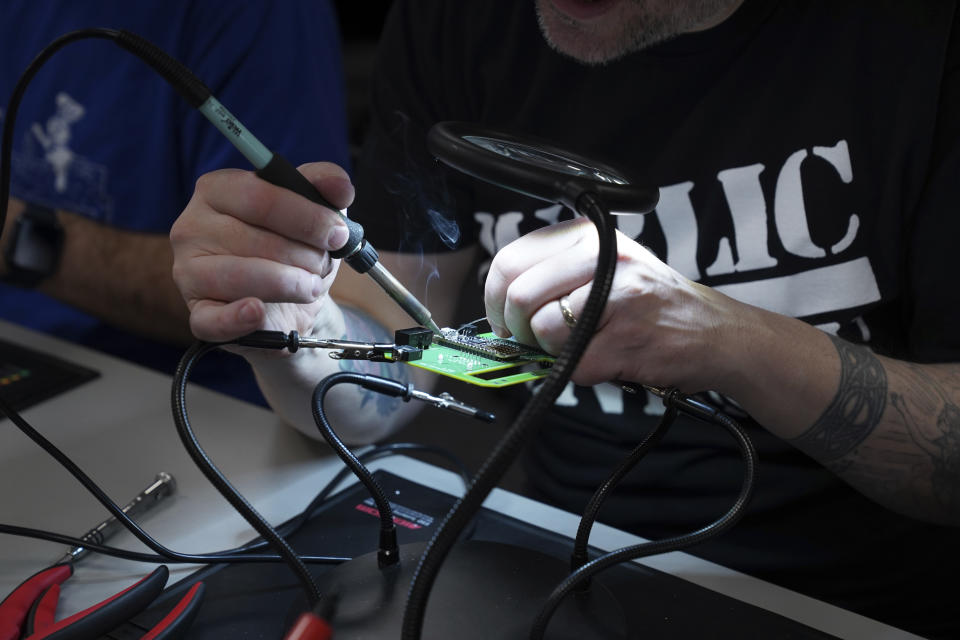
313 540 626 639
140 472 832 639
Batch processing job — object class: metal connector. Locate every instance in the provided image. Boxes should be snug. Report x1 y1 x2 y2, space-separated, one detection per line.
644 385 721 423
297 338 422 363
54 472 176 565
365 262 443 336
408 389 495 422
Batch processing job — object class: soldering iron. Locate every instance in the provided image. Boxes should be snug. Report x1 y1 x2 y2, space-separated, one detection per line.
0 28 442 336
198 94 443 336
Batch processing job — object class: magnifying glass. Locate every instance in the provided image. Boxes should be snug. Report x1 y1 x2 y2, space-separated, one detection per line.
426 121 658 213
400 122 666 639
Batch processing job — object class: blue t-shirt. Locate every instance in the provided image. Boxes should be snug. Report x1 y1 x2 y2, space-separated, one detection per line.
1 0 350 403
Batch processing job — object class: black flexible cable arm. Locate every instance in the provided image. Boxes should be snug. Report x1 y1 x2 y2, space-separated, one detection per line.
401 189 619 639
311 372 405 568
570 405 678 573
222 441 475 558
318 442 473 503
172 341 323 605
529 408 758 639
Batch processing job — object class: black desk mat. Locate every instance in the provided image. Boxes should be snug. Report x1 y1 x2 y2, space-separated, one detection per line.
0 338 99 414
122 471 836 639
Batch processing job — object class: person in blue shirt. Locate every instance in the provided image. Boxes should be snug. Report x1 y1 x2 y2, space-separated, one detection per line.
0 0 350 403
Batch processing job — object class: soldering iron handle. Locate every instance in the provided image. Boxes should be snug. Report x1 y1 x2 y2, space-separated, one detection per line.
113 29 366 262
255 152 364 259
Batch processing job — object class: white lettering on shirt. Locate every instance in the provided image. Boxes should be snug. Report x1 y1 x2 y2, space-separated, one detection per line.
474 139 876 414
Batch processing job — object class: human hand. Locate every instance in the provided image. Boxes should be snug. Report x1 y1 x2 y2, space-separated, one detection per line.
170 162 355 346
484 216 745 392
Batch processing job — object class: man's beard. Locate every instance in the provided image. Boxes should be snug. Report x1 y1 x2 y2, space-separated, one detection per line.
535 0 739 65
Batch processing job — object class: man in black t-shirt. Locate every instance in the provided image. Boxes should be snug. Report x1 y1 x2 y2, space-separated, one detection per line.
169 1 960 636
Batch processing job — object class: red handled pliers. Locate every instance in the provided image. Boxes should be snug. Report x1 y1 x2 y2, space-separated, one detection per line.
0 563 204 640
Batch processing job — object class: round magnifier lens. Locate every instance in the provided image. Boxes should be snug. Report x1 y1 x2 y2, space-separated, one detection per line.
462 135 629 185
428 121 658 213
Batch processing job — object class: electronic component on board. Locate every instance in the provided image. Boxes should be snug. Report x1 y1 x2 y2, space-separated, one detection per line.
403 327 555 388
395 327 434 349
435 328 547 362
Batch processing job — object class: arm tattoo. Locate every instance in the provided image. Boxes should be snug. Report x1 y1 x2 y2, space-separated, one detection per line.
792 337 960 520
889 367 960 514
791 335 886 462
338 308 410 417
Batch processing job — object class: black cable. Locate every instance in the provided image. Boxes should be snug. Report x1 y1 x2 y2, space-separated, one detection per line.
0 524 348 565
0 28 209 237
0 525 186 564
401 190 618 639
0 443 473 565
228 441 475 556
172 340 322 605
1 29 115 233
221 441 474 558
529 408 757 639
569 405 678 574
0 390 348 566
311 372 415 568
313 442 473 505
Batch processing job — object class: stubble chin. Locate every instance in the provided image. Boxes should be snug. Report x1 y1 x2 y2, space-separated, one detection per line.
534 0 634 65
534 0 737 66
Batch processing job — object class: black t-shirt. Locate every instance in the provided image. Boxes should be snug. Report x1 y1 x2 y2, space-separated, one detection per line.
351 1 960 636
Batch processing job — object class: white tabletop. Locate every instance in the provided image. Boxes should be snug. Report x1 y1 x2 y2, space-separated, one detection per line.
0 321 920 639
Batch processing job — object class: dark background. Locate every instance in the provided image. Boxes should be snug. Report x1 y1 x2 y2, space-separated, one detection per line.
334 0 392 167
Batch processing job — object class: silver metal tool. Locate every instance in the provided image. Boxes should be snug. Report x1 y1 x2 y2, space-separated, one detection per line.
54 472 176 565
409 389 495 422
298 337 422 362
365 261 443 336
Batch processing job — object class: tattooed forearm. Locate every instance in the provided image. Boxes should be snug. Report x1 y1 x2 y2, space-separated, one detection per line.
339 307 410 417
927 403 960 512
788 335 960 523
889 366 960 515
791 335 887 462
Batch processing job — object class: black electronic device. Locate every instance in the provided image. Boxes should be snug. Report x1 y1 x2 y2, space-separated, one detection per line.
0 338 98 413
131 471 833 639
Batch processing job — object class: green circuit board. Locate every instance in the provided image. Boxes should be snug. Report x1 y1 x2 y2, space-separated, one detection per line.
407 330 555 387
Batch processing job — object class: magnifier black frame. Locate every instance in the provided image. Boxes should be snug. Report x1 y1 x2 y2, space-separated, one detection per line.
427 121 658 213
